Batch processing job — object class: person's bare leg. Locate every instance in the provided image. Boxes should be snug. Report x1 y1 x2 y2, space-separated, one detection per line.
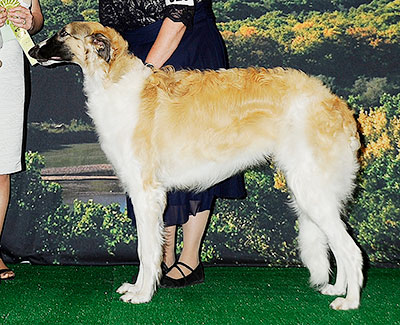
0 174 14 279
166 210 210 279
163 225 176 268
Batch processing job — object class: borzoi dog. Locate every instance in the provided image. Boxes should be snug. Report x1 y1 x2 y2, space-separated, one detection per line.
29 22 363 310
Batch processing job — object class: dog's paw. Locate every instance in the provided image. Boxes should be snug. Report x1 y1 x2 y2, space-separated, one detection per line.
330 297 359 310
320 284 346 296
116 282 136 294
120 292 152 304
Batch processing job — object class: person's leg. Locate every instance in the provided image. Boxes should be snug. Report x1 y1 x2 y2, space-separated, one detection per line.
163 225 177 268
166 209 210 279
0 174 14 279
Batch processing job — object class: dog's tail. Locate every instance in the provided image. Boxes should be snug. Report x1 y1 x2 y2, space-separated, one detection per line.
334 97 360 153
309 95 360 155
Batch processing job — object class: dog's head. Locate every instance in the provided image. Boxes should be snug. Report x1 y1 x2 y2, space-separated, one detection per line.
29 22 130 71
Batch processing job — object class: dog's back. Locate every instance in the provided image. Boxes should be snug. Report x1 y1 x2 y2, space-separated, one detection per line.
135 67 359 189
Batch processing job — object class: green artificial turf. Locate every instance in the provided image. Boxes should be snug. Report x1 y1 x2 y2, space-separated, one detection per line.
0 265 399 324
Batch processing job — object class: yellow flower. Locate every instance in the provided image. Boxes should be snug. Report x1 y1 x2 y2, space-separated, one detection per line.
220 30 234 39
363 132 392 160
390 117 400 138
274 170 287 192
293 21 314 31
373 110 388 134
385 220 397 227
323 27 340 38
369 38 382 48
358 110 387 138
238 26 258 37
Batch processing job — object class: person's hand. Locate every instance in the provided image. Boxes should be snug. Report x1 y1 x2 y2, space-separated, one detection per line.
7 6 34 31
0 7 7 28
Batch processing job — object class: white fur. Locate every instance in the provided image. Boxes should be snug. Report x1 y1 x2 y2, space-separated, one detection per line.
88 66 362 309
31 22 364 310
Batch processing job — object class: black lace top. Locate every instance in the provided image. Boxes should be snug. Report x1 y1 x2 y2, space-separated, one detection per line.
99 0 203 33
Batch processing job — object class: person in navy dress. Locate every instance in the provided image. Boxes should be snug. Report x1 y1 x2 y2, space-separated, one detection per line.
99 0 246 287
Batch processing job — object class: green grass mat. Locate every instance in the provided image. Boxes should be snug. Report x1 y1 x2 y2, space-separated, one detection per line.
1 265 399 324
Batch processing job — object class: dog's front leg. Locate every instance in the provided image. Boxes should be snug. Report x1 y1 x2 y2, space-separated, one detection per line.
117 187 166 304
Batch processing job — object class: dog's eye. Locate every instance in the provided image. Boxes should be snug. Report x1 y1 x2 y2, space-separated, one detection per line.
59 29 70 38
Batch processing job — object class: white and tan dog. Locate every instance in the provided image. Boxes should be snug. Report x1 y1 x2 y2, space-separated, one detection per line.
29 22 363 310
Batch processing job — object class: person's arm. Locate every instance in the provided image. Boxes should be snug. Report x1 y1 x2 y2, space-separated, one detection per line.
145 17 186 69
0 7 7 28
7 0 43 35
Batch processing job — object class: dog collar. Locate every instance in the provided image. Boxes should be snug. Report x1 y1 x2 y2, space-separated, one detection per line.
144 62 154 70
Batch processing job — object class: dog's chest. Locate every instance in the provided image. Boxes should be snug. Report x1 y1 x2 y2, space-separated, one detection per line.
85 88 140 168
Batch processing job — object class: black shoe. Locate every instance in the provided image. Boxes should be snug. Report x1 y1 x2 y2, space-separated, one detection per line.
0 268 15 281
161 261 170 275
0 246 15 281
159 261 204 288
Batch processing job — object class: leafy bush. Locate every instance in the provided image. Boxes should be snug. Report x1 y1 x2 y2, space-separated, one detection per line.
222 30 285 68
218 0 400 93
7 152 136 264
9 152 63 227
348 93 400 265
186 165 299 265
213 0 372 23
30 119 95 134
37 200 136 264
347 77 400 108
34 0 99 41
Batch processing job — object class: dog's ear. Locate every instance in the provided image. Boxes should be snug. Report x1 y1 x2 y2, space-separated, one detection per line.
91 33 112 63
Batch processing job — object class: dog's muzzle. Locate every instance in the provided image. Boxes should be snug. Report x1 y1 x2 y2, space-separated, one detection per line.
28 45 44 61
28 38 73 66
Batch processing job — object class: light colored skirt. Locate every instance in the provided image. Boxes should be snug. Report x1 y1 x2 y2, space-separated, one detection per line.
0 39 25 174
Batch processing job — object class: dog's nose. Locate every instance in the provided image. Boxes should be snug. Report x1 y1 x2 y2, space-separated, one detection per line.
28 45 40 59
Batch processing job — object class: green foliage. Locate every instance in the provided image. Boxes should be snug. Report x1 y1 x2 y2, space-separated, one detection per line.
213 1 273 22
213 0 372 22
223 32 285 68
35 0 99 40
349 157 400 265
347 77 399 109
218 0 400 94
204 166 299 265
380 92 400 119
9 152 63 225
30 119 95 134
9 153 135 264
38 200 135 264
348 93 400 265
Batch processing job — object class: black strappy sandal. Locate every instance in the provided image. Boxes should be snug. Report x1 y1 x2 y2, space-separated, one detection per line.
161 261 171 275
0 268 15 281
0 245 15 281
159 261 204 288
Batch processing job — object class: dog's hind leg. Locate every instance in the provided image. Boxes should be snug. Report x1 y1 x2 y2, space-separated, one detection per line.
316 213 362 310
289 179 362 310
297 213 330 289
320 244 347 296
117 186 166 304
298 212 347 296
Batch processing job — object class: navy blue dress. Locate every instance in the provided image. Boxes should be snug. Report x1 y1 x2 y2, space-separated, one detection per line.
114 1 246 226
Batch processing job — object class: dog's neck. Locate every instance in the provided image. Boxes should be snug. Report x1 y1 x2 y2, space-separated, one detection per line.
106 50 143 84
83 53 147 89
